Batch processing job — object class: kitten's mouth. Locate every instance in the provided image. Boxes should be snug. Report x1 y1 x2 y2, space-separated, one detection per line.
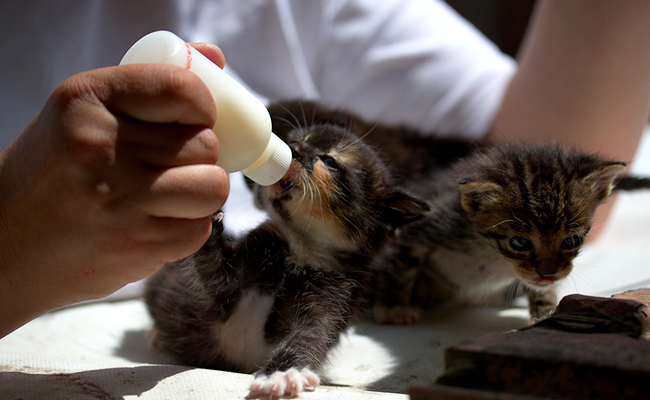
532 277 557 287
277 175 294 191
271 162 300 192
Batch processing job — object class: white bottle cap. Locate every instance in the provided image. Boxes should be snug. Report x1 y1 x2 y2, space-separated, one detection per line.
241 133 292 186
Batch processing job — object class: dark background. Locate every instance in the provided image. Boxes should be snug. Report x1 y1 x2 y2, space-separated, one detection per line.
445 0 536 57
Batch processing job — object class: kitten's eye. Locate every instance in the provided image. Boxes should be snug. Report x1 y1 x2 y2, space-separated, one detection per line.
319 155 340 170
509 237 532 252
561 235 584 250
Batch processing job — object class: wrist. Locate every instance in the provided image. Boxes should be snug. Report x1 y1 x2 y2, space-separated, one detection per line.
0 149 49 338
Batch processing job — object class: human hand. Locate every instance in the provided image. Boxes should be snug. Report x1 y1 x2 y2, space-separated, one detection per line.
0 43 228 336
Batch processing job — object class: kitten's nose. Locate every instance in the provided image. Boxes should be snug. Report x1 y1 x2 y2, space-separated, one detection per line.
536 259 558 278
289 142 314 171
536 266 557 278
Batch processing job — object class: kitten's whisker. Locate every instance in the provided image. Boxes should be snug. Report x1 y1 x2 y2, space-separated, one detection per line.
568 205 593 227
288 174 309 219
309 172 327 226
271 101 304 132
302 178 315 231
274 116 303 134
511 213 525 225
487 219 516 229
308 180 320 231
504 281 524 306
309 101 318 127
338 122 380 153
569 258 618 294
298 101 309 128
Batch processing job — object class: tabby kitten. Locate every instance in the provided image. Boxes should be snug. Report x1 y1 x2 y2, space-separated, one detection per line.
373 143 630 323
267 101 648 323
144 107 429 399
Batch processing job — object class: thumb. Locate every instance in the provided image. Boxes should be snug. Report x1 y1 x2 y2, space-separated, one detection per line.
189 42 226 69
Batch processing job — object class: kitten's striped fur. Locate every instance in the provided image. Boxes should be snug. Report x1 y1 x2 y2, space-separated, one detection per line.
267 101 647 323
144 103 429 399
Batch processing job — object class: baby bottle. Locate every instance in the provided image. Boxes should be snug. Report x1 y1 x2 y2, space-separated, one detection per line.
120 30 291 186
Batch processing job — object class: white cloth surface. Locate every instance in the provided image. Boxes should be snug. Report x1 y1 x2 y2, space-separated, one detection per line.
0 299 529 399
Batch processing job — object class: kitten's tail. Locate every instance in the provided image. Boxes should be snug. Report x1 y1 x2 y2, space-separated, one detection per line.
613 176 650 191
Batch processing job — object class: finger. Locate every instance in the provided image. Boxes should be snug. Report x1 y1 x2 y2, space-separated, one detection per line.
117 121 220 167
121 216 215 278
60 64 217 126
138 164 230 219
95 216 214 287
147 216 214 262
189 42 226 69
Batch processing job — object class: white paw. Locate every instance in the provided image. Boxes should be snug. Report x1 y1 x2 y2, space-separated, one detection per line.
247 367 319 399
373 305 422 325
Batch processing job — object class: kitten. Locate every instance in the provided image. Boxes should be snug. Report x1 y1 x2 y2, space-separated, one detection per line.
266 101 649 323
373 143 631 323
144 105 429 399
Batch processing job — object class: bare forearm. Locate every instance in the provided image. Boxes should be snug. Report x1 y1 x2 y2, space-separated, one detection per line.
489 0 650 160
488 1 650 238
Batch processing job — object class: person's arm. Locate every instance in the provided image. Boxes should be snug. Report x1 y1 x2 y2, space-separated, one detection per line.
488 0 650 237
0 44 228 338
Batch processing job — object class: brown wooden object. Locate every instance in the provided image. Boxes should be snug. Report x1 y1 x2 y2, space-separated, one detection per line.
410 290 650 400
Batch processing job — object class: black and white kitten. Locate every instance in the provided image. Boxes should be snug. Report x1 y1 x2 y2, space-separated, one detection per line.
144 105 429 399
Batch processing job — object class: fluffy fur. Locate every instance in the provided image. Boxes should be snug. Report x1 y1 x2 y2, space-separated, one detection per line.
144 104 429 399
267 101 648 323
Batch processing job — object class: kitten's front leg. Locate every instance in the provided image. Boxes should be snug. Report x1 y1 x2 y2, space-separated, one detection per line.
372 247 423 325
191 211 242 294
527 287 558 321
246 273 355 399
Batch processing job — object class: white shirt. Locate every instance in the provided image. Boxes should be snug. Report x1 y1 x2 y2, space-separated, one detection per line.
0 0 515 233
0 0 514 148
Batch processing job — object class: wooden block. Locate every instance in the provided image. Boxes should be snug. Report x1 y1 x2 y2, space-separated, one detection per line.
413 291 650 400
530 292 648 337
410 383 550 400
612 289 650 338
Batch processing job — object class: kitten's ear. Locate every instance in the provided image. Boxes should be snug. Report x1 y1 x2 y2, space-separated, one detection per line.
583 162 627 202
458 178 502 216
382 191 431 227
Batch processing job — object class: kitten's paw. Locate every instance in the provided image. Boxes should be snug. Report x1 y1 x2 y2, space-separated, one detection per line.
247 367 319 399
212 211 224 223
210 211 226 236
373 305 422 325
529 304 556 323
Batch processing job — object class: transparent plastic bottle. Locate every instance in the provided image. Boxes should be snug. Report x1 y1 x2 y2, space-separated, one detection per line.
120 30 291 186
